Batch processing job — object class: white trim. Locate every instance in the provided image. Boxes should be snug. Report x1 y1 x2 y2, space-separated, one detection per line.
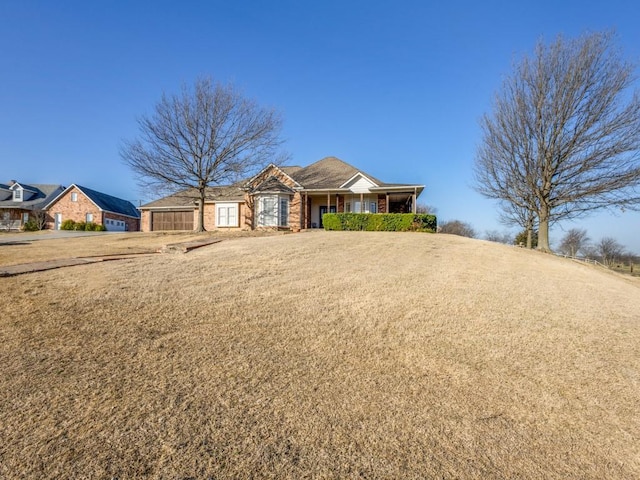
215 202 239 228
339 172 379 189
12 187 23 202
369 185 424 193
255 194 289 228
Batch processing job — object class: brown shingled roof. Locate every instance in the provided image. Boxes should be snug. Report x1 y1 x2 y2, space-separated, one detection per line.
140 185 244 209
253 176 296 194
289 157 384 189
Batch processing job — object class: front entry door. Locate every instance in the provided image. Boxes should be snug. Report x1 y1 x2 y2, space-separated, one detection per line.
318 206 337 228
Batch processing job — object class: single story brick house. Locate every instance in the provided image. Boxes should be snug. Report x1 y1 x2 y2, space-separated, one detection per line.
0 181 65 230
139 156 424 232
45 184 140 231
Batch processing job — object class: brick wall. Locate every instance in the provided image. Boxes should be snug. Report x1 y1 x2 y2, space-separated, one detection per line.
47 186 139 230
244 194 255 229
246 165 302 231
249 165 298 190
46 186 101 228
140 210 152 232
378 194 387 213
290 192 302 231
202 203 216 230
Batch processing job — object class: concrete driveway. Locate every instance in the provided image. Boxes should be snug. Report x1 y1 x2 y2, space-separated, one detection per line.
0 230 131 243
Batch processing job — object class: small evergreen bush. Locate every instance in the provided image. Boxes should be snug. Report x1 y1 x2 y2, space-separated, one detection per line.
22 219 39 231
86 222 106 231
61 219 76 230
59 220 107 231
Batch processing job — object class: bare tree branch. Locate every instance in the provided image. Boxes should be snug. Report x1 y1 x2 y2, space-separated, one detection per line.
120 77 286 231
474 31 640 252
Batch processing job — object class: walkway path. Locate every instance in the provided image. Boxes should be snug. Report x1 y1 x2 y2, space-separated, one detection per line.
0 238 222 277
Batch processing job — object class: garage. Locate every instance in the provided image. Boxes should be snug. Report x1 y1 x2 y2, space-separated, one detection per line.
151 210 194 231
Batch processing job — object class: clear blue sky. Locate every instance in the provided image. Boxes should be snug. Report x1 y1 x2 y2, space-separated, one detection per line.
2 0 639 252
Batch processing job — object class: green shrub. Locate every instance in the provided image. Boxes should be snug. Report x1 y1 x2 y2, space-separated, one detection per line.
59 220 107 231
61 219 76 230
22 219 39 231
322 213 437 232
515 229 538 248
85 222 106 231
322 213 342 231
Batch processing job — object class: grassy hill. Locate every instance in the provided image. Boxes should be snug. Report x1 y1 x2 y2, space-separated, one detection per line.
1 231 639 478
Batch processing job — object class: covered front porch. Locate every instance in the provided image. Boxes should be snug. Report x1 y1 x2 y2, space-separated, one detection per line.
300 187 422 229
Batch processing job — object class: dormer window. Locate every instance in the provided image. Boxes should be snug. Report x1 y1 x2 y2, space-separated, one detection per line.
13 188 23 202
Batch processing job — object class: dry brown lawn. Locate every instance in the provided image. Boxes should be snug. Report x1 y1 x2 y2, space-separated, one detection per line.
1 231 639 479
0 230 274 266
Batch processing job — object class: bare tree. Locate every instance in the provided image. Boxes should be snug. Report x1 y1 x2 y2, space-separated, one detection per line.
484 230 512 244
474 31 640 252
121 77 285 232
0 212 12 231
596 237 625 266
558 228 590 257
30 209 48 230
439 220 476 238
416 203 437 214
498 201 538 248
514 229 538 248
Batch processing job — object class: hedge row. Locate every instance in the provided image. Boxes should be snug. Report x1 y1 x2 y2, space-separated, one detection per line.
60 219 107 231
322 213 437 232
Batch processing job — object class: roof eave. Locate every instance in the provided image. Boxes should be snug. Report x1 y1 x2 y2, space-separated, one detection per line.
369 185 425 192
339 172 380 189
300 188 352 193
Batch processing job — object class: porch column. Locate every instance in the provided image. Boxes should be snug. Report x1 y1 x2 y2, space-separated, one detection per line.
304 192 308 228
327 192 331 210
360 193 364 212
336 193 340 212
412 188 417 213
386 193 389 214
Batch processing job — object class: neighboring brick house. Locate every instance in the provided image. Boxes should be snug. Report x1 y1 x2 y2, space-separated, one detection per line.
45 184 140 231
0 181 65 230
139 156 424 232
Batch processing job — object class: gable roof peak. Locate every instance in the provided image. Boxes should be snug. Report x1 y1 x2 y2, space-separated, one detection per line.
244 163 302 190
47 184 140 218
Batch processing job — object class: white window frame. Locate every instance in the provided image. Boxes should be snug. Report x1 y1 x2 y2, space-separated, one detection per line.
71 192 78 202
22 212 30 224
256 195 289 227
216 202 239 228
13 188 22 201
86 213 93 223
279 197 288 227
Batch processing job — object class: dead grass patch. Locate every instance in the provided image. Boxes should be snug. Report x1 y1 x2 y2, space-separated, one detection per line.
0 230 281 266
1 231 639 478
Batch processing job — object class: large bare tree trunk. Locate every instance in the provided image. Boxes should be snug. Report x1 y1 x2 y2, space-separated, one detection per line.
473 32 640 248
196 188 206 232
538 204 551 252
120 77 286 225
